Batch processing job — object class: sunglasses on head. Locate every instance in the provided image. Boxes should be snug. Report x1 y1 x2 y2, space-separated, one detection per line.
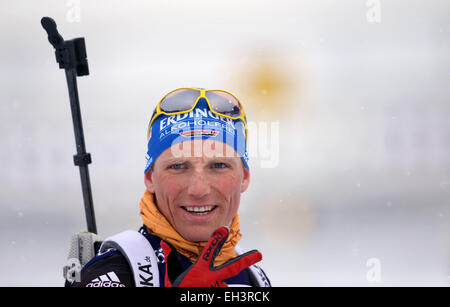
147 88 247 138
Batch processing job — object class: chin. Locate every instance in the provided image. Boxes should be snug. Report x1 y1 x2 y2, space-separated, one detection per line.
181 225 216 242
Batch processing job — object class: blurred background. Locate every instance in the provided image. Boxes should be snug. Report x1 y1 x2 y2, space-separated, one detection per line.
0 0 449 286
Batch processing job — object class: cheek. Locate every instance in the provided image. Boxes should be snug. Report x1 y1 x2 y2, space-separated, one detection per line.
214 173 243 211
219 173 243 196
155 171 187 192
153 174 185 210
222 189 241 226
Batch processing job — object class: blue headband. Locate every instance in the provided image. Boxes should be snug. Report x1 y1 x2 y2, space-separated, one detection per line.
145 98 248 173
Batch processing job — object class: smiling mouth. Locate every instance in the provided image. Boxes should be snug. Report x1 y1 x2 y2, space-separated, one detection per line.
181 205 218 215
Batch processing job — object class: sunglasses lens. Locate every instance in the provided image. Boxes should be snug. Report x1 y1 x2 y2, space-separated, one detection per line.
160 88 200 112
205 91 242 118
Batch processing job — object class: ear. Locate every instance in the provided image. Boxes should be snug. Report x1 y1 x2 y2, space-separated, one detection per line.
240 166 250 193
144 168 156 193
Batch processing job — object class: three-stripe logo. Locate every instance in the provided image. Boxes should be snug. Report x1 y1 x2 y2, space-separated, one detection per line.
86 271 125 287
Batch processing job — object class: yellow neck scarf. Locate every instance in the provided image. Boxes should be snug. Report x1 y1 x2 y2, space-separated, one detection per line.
139 189 241 265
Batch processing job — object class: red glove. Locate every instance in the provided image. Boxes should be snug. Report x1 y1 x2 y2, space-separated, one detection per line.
160 227 262 287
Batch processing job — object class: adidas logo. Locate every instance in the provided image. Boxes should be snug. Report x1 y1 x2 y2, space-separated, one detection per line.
86 271 125 287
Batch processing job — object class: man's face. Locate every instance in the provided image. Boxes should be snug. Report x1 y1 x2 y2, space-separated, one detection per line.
144 140 250 242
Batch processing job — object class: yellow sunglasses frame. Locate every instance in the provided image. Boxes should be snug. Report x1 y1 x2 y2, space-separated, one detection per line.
147 87 248 139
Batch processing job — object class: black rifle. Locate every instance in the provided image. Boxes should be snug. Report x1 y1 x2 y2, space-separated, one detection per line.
41 17 97 234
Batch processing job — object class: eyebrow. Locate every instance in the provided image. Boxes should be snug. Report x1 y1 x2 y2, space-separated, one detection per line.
162 157 237 165
162 159 188 165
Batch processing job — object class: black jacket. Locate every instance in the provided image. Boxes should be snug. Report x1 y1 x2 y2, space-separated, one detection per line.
67 227 270 287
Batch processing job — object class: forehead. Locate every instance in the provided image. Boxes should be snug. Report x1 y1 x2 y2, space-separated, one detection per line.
156 139 241 163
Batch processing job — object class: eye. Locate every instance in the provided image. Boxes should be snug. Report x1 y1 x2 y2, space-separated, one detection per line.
169 163 185 169
212 162 227 169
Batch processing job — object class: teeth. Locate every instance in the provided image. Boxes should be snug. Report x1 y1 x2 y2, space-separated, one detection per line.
184 205 215 213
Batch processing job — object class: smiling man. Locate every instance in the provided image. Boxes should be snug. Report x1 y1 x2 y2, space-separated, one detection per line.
69 88 271 287
145 140 249 244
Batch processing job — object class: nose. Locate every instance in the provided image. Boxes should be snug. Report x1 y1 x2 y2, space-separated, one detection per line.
187 170 211 199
